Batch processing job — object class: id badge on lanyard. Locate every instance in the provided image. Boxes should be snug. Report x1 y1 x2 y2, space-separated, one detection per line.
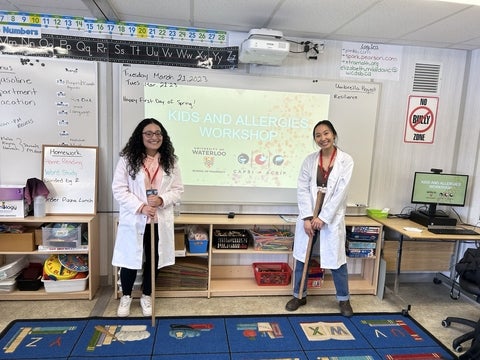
146 189 158 196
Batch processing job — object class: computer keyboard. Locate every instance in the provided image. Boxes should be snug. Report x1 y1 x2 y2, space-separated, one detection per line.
427 226 479 235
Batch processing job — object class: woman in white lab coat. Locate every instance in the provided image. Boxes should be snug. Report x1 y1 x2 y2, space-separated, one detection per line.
112 118 183 317
286 120 354 316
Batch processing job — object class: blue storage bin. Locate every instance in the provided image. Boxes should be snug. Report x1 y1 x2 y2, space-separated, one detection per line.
187 238 208 253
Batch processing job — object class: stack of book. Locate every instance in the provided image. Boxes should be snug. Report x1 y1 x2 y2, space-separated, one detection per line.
346 226 380 258
156 257 208 290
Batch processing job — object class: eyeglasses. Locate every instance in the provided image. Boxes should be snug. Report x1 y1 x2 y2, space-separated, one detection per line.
142 131 163 138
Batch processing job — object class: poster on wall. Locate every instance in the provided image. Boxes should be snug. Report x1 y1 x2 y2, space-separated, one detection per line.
340 41 402 81
403 95 438 144
42 145 98 215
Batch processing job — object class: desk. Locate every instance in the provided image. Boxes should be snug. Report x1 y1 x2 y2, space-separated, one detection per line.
372 217 480 294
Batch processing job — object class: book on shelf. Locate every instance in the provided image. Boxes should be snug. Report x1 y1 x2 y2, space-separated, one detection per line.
346 248 375 258
348 226 380 234
346 241 377 249
346 233 378 241
37 245 88 252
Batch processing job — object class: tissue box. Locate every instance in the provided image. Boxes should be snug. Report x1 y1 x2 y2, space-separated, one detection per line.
0 186 27 218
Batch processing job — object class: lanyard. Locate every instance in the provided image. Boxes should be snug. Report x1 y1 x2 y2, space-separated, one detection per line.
319 147 337 181
144 165 160 189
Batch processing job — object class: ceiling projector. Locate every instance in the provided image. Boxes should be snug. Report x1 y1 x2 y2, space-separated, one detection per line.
239 28 290 66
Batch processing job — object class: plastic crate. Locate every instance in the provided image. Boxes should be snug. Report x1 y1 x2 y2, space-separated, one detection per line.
0 256 28 280
187 238 208 253
366 208 388 219
42 275 88 293
252 229 294 251
252 262 292 286
213 229 251 249
0 278 16 292
16 263 43 291
42 223 82 248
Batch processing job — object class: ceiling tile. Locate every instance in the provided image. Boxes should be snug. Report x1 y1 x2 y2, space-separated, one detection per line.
335 0 471 39
400 6 480 44
270 0 379 35
1 0 91 14
108 0 191 25
194 0 280 29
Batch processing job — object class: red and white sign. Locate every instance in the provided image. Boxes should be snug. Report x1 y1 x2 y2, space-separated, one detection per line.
404 95 438 144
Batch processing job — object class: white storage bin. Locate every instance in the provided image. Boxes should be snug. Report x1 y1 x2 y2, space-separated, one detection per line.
0 256 28 280
0 278 16 292
42 275 88 293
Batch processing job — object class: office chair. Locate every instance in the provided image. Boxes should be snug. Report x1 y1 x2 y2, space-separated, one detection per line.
442 276 480 353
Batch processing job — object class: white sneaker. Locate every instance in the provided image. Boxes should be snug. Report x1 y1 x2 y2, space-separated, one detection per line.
140 294 152 316
117 295 132 317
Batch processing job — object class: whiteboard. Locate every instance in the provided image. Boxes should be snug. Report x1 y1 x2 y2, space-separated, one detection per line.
119 64 380 206
0 55 98 185
42 145 98 215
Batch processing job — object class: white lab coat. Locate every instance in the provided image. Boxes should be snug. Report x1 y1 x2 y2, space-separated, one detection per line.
293 148 353 269
111 156 184 270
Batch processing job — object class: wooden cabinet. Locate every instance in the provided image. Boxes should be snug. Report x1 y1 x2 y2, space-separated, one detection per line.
206 214 295 298
383 239 454 272
114 214 382 298
0 215 99 300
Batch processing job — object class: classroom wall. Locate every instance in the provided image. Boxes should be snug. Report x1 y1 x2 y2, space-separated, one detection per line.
3 28 479 280
455 49 480 224
84 34 479 280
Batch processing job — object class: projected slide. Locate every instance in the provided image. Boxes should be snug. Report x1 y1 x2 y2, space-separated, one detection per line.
145 84 329 189
119 64 380 206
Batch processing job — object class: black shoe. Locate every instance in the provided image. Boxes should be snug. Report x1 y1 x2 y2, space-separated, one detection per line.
339 300 353 317
285 297 306 311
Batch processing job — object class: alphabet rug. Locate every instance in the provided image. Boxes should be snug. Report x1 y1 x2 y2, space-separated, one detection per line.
0 312 457 359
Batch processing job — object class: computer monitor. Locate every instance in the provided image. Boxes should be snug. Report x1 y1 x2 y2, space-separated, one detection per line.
411 171 469 217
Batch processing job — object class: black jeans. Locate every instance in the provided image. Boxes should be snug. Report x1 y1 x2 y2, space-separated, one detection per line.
119 223 159 296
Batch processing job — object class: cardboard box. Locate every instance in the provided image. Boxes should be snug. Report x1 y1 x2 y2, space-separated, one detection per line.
0 186 28 218
34 227 43 246
174 229 186 257
0 229 36 251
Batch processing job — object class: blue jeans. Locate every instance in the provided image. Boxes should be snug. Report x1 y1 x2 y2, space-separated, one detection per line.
293 233 350 301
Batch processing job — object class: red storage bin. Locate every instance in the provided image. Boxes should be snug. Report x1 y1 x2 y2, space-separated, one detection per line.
252 262 292 286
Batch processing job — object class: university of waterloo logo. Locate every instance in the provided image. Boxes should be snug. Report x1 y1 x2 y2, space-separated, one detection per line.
203 156 214 168
191 147 225 169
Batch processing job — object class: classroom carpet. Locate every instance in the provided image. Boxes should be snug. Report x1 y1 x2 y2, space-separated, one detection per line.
0 312 457 360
